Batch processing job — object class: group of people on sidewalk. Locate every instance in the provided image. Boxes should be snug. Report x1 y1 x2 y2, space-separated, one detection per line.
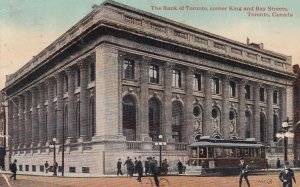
44 160 58 176
239 157 296 187
117 156 161 186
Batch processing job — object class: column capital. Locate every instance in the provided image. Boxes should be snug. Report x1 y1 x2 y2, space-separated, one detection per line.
77 61 88 71
142 56 152 64
185 67 196 75
164 62 175 71
204 70 215 78
54 71 65 80
65 66 76 75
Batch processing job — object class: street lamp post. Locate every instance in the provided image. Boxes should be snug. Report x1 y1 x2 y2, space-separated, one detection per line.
276 118 294 162
154 135 166 168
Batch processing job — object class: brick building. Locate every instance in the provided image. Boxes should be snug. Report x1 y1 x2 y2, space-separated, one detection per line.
2 0 296 175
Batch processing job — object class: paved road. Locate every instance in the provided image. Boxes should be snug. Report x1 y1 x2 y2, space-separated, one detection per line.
0 172 299 187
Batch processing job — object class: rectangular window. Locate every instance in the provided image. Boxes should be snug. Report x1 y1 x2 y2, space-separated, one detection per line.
260 88 265 102
82 167 90 173
273 91 278 104
64 75 68 92
89 62 95 82
123 59 135 80
149 64 159 84
245 85 251 100
69 167 76 173
19 165 23 171
40 165 44 172
229 81 236 97
172 69 181 88
32 165 36 172
212 78 220 94
25 165 29 171
76 68 81 87
193 74 202 91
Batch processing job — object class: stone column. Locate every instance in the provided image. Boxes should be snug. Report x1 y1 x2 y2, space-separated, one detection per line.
280 88 287 123
24 91 31 147
31 87 38 146
46 78 55 143
78 61 89 141
184 67 194 143
95 47 121 140
12 98 19 148
267 86 274 145
253 83 260 141
18 95 25 148
238 79 246 139
203 71 212 136
222 76 230 139
66 67 76 143
139 57 150 141
55 73 64 144
7 100 14 149
163 62 174 142
38 84 46 146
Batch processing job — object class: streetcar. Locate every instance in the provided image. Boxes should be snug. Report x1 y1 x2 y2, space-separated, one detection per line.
187 138 267 176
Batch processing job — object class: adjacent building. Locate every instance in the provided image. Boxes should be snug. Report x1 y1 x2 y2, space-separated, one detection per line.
2 0 296 175
0 93 6 169
293 64 300 161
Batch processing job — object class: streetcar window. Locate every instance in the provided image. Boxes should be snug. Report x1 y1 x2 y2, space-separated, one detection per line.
215 148 223 158
208 147 214 158
199 147 207 158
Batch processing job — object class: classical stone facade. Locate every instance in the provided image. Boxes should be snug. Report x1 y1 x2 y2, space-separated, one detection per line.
2 0 296 175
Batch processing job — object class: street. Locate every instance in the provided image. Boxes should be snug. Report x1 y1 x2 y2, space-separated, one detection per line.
0 172 299 187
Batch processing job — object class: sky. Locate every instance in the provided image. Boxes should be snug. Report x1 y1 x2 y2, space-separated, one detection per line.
0 0 299 89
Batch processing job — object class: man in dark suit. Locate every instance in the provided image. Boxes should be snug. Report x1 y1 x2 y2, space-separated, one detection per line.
239 157 251 187
279 161 296 187
149 157 159 187
117 158 123 176
9 159 17 180
136 156 143 182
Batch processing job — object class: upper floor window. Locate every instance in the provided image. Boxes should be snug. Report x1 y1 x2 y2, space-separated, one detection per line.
273 90 278 104
45 85 48 100
149 64 159 84
89 62 95 82
212 77 220 94
64 75 68 93
172 69 181 88
193 74 202 91
54 80 57 97
260 87 265 102
76 68 80 87
245 85 251 100
123 59 135 80
229 81 236 97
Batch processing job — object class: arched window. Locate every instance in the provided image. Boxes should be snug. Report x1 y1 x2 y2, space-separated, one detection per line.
88 97 96 138
260 112 266 143
123 95 136 141
245 111 251 138
212 107 221 134
63 105 68 141
149 98 161 141
273 114 279 142
172 101 183 142
75 102 80 138
229 110 237 135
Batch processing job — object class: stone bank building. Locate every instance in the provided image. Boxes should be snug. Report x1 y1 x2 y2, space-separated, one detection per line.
2 0 295 175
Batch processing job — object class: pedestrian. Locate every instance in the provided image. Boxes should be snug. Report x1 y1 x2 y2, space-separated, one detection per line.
117 158 123 176
53 160 58 176
161 159 169 175
239 157 251 187
145 157 150 175
9 159 17 180
149 157 159 187
136 156 143 182
134 157 138 174
124 156 131 177
279 161 296 187
177 160 183 174
44 161 49 173
277 158 281 169
265 159 269 170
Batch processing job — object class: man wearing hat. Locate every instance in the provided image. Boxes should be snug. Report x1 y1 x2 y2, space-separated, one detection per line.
279 161 296 187
239 157 251 187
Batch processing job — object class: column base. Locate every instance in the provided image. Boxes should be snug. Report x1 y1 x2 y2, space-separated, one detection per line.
92 135 126 141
